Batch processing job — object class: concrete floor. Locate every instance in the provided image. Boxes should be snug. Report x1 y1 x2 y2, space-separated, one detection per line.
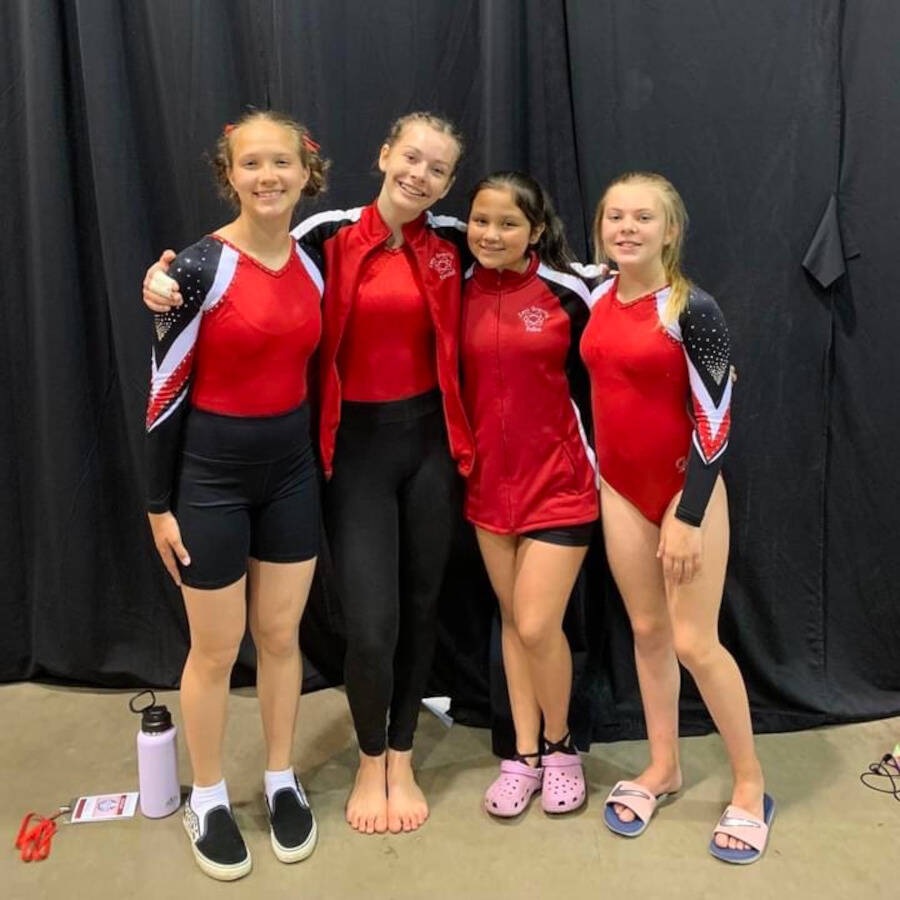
2 682 897 899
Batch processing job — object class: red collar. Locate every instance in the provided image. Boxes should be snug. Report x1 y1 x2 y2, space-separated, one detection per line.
472 252 540 290
360 201 428 248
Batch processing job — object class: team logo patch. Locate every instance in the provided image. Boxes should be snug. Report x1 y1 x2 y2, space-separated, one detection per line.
429 252 457 280
519 306 549 332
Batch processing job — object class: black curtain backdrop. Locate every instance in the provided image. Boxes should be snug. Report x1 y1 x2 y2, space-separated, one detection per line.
2 1 898 746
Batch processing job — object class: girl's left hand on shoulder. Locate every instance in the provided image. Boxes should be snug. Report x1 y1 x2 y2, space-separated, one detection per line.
657 512 703 586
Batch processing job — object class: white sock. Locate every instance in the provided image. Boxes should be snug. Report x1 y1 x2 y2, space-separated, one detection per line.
189 779 230 832
264 768 299 808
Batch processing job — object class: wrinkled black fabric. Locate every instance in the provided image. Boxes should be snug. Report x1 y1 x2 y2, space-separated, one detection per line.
1 1 898 741
803 194 847 289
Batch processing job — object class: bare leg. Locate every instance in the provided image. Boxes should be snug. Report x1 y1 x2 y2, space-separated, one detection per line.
665 481 764 850
348 751 388 835
511 538 587 744
386 749 428 833
600 482 682 823
476 528 541 758
179 578 247 786
247 558 317 771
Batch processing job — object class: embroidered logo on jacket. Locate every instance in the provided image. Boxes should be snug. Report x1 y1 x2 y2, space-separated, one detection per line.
519 306 549 332
429 252 457 280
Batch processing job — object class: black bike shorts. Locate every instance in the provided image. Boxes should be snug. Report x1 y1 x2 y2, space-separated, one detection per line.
174 405 319 589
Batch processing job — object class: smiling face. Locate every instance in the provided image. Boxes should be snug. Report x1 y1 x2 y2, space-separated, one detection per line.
227 119 309 220
467 187 543 272
598 181 677 275
377 123 459 220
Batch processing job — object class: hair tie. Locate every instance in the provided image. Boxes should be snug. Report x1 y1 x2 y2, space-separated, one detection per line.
301 133 320 153
223 122 235 136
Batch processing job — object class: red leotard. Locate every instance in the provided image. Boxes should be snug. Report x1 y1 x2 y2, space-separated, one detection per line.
190 237 321 415
145 234 322 511
581 276 732 526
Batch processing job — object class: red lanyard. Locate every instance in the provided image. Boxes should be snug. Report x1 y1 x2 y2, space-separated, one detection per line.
15 810 66 862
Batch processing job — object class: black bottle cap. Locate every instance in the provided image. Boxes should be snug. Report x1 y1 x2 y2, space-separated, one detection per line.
129 689 173 733
140 704 173 733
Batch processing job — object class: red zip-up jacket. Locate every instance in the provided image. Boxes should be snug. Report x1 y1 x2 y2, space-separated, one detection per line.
292 202 474 478
461 255 598 533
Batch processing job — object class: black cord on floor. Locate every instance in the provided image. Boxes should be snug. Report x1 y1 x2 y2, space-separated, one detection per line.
860 754 900 801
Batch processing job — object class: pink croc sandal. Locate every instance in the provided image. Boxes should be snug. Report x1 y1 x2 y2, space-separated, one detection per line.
483 755 543 818
540 734 586 814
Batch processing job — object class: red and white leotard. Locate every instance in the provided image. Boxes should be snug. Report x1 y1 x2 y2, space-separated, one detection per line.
145 234 323 511
580 276 732 526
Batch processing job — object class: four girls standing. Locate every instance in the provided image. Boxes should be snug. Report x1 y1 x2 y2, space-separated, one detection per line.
144 112 772 877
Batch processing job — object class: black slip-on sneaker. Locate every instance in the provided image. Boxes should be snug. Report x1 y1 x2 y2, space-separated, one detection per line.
266 779 317 863
183 803 252 881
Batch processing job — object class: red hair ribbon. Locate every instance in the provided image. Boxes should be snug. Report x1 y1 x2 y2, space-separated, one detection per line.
301 133 320 153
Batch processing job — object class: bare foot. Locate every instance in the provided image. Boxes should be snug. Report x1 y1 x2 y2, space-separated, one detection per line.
713 775 765 851
346 752 388 834
611 763 682 825
386 749 429 833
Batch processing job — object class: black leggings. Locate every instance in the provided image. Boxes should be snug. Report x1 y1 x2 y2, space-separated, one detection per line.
325 390 458 755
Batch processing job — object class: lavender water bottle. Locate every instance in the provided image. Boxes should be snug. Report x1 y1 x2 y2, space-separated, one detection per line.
130 691 180 818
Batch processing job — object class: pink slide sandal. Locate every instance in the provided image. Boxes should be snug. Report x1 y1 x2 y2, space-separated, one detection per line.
603 780 674 837
709 793 775 864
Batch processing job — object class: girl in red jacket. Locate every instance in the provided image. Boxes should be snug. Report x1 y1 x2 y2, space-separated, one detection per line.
291 114 472 836
462 172 599 817
581 172 772 864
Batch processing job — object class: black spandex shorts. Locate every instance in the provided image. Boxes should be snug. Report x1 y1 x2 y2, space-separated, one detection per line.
521 521 595 547
174 405 319 589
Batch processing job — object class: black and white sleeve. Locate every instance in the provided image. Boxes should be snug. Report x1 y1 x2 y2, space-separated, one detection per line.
144 236 226 512
675 287 733 526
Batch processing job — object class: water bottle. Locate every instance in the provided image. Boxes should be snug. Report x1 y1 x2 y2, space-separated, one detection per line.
130 690 181 818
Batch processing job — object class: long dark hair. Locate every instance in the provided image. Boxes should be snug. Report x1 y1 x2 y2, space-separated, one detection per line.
469 171 575 272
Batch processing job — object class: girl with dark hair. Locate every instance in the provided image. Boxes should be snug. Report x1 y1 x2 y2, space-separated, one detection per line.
461 172 600 817
144 111 474 837
145 110 328 880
